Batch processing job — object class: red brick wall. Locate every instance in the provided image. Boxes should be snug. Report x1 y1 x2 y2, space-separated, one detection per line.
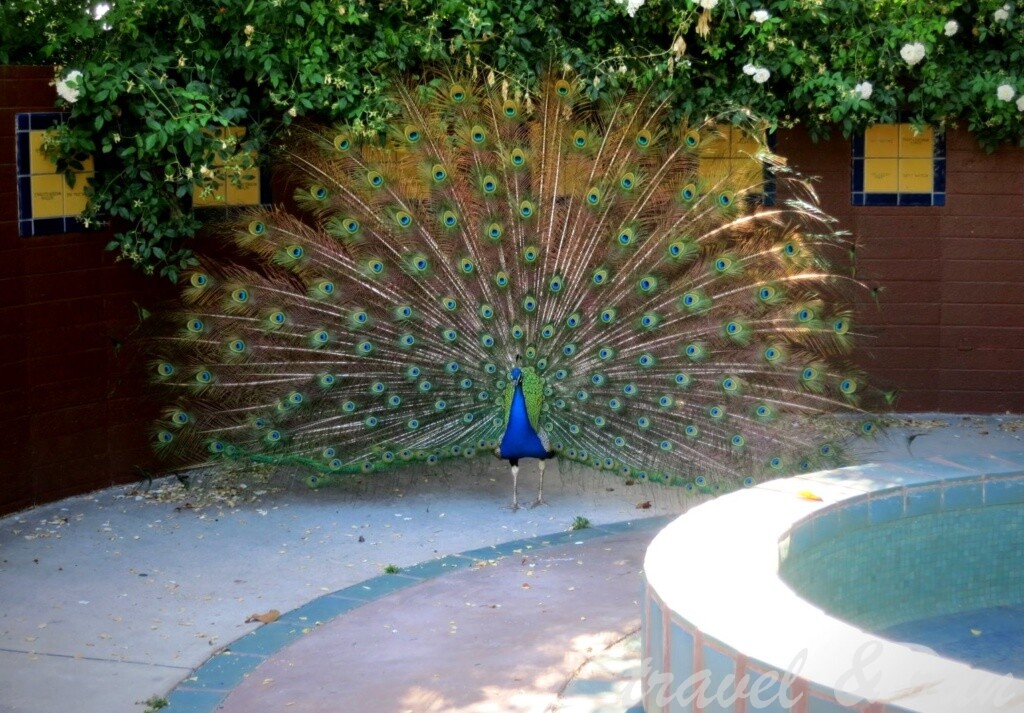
778 128 1024 413
2 66 1022 512
0 66 175 515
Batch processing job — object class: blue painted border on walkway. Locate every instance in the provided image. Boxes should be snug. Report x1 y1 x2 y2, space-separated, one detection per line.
161 515 673 713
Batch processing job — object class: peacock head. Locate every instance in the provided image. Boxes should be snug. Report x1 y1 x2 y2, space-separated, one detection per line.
510 354 523 383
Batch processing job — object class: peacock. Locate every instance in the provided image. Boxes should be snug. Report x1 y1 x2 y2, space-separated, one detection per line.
150 67 883 510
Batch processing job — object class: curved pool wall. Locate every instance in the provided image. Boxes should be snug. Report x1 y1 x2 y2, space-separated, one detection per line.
641 452 1024 713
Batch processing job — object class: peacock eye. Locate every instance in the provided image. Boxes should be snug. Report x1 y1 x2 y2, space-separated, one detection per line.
333 134 351 151
449 83 467 102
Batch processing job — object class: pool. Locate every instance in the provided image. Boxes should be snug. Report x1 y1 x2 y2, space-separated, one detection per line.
642 452 1024 712
880 605 1024 678
780 497 1024 679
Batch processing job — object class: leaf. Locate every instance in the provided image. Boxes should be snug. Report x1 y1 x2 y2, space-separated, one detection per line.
796 490 823 502
245 609 280 624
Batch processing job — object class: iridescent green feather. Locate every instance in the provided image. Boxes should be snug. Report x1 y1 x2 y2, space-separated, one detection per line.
147 66 887 493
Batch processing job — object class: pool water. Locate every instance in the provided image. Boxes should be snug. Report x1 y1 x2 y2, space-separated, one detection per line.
880 605 1024 677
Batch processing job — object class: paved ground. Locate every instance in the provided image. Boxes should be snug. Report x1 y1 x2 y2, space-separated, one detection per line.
0 413 1021 713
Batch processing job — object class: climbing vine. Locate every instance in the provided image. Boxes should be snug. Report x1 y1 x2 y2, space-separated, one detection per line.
4 0 1022 280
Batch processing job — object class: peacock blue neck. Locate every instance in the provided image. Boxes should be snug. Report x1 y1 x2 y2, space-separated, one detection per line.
498 376 552 462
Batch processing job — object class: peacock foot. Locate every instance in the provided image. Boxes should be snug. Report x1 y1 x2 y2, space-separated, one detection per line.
529 497 547 509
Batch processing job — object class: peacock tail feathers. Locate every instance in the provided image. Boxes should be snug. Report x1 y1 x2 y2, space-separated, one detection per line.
151 68 884 493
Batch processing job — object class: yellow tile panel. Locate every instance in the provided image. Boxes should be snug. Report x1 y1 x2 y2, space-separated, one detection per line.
192 182 227 207
698 129 730 158
30 173 66 218
226 173 261 206
864 157 898 192
698 158 732 187
898 158 934 193
64 172 93 216
28 130 57 175
899 124 934 158
731 130 762 159
864 124 899 158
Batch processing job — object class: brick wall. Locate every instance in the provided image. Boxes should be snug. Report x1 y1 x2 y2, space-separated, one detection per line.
0 66 175 515
1 66 1022 512
778 129 1024 413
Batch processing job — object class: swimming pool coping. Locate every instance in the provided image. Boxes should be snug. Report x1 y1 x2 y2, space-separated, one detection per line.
642 451 1024 713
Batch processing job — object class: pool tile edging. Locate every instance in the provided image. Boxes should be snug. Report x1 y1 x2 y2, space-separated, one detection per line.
162 514 673 713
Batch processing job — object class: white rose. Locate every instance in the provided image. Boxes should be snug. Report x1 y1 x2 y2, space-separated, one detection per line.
997 84 1016 102
55 69 82 104
750 9 770 23
615 0 645 16
753 67 771 84
854 81 873 100
900 42 926 66
995 7 1009 21
1016 95 1024 112
698 0 718 9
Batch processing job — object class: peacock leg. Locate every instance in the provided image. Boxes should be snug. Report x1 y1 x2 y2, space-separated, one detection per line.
531 459 547 508
509 460 520 512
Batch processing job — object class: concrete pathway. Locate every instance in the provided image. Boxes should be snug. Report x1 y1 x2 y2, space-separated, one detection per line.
0 413 1020 713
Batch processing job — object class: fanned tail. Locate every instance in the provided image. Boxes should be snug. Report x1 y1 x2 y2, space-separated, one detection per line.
150 67 885 493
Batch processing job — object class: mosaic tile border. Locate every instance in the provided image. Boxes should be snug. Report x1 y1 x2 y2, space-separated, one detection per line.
15 112 89 237
850 124 946 207
642 451 1024 713
160 515 672 713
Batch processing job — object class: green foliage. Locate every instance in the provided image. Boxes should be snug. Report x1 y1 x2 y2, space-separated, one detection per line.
140 697 168 713
570 515 592 531
383 564 401 574
8 0 1023 279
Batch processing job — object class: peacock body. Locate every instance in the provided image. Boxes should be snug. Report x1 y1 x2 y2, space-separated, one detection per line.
151 69 882 507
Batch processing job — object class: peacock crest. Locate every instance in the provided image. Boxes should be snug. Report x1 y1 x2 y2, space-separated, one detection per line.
150 68 883 506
